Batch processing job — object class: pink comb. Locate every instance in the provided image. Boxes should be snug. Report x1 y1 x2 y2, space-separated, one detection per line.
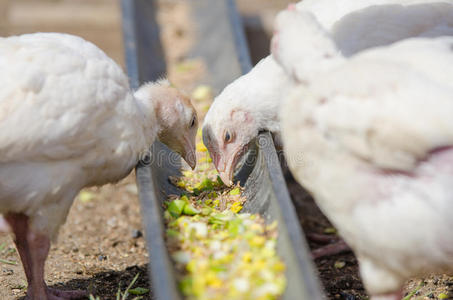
288 3 296 10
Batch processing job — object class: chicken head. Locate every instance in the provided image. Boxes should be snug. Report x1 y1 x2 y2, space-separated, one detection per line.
134 80 198 169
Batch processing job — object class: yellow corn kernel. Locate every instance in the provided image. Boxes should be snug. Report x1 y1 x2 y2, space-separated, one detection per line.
230 202 243 213
242 252 252 263
196 142 208 152
249 236 266 247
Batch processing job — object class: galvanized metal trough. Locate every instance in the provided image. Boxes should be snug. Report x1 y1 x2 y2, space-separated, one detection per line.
121 0 324 299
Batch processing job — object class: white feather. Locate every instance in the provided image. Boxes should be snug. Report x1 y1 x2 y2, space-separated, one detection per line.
278 14 453 298
204 0 453 152
0 33 156 238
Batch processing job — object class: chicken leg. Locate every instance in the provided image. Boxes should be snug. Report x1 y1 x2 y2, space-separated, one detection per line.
5 213 86 300
307 233 351 259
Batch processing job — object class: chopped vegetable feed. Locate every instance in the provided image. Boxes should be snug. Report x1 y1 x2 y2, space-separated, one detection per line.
165 124 286 299
164 86 286 299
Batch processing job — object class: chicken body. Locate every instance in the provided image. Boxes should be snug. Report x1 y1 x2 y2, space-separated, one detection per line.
0 33 150 237
203 0 453 186
275 9 453 300
0 33 197 299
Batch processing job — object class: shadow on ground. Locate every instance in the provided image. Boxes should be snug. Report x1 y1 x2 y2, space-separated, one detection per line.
19 265 153 300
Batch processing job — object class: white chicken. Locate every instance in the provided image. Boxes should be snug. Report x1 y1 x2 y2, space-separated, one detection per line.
202 0 453 186
202 56 293 185
273 8 453 300
0 32 198 300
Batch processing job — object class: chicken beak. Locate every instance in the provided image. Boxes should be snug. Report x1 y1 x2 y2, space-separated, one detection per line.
213 146 242 187
218 164 234 187
211 150 233 186
181 136 196 170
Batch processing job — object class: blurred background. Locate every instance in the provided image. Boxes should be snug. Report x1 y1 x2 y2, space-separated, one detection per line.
0 0 124 64
0 0 292 68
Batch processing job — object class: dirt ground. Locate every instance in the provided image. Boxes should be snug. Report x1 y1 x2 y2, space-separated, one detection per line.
0 0 452 300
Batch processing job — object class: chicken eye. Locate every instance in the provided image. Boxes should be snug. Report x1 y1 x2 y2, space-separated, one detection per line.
224 131 232 143
189 115 196 128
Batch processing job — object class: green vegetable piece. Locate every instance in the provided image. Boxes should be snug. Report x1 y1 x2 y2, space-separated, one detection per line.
402 282 424 300
183 204 200 215
209 213 230 225
207 191 218 199
166 229 180 238
210 265 227 273
216 175 224 186
200 178 213 191
323 227 337 234
192 188 200 196
334 261 346 269
180 195 190 203
179 277 193 295
128 287 150 295
163 210 172 221
191 214 201 221
168 199 186 217
229 187 241 195
0 258 17 265
168 219 179 228
201 207 212 216
439 293 449 299
227 218 242 236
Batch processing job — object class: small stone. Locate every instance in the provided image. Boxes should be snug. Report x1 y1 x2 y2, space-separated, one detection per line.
340 292 357 300
131 229 143 239
125 184 138 195
3 269 13 275
427 292 434 298
98 255 107 261
107 217 117 227
11 284 26 290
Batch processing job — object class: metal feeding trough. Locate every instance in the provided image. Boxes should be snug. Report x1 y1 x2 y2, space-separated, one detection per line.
121 0 324 299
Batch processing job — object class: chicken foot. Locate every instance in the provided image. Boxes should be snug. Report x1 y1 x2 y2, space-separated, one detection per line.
5 213 86 300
